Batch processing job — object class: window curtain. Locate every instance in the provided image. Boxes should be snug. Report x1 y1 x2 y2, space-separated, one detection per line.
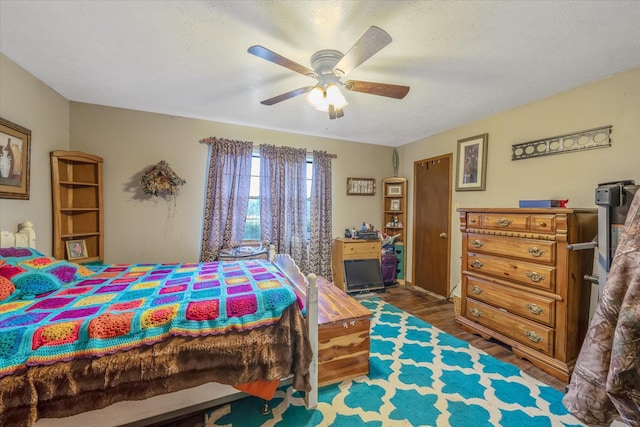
200 137 253 261
259 144 308 271
309 150 333 278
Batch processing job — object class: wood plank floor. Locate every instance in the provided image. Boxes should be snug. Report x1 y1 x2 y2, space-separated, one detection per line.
378 284 567 391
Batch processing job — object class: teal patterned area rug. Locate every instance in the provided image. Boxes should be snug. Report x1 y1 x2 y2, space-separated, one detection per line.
205 299 583 426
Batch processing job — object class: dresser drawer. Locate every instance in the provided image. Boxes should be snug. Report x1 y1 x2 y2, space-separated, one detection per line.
466 252 556 291
466 299 554 355
480 213 530 231
342 242 380 259
467 233 556 264
530 214 556 233
465 276 555 326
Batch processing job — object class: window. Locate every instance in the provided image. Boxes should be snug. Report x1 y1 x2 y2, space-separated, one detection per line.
243 155 313 241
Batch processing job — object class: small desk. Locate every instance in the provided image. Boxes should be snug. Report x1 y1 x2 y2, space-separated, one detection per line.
331 238 382 291
317 276 372 387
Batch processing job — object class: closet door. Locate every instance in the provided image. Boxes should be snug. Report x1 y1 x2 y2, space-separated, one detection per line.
413 154 451 297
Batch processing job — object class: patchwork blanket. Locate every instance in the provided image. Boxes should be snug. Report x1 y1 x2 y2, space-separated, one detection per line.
0 259 298 378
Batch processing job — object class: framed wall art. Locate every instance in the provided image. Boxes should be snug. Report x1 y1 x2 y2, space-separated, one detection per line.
455 133 488 191
390 199 401 211
347 177 376 195
0 117 31 200
66 239 88 260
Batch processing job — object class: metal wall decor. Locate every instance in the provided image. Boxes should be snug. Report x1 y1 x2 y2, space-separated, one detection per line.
511 125 611 161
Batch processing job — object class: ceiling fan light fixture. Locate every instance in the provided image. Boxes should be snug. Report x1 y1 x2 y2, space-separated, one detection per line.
305 84 348 113
305 86 327 111
326 84 348 110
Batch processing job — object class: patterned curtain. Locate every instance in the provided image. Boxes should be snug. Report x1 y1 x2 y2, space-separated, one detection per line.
259 144 308 271
200 137 253 261
309 150 333 278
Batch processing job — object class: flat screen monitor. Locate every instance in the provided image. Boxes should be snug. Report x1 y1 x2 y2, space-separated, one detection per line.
343 258 384 293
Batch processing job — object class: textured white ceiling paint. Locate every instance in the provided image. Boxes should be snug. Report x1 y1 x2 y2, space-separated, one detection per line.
1 1 639 146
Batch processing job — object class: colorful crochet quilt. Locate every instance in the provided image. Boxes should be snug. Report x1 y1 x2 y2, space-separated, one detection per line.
0 258 298 378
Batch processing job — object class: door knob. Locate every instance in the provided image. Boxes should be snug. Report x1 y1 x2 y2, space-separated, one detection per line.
439 232 447 238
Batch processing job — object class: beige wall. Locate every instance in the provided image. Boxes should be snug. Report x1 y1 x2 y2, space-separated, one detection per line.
0 54 70 254
2 50 638 290
399 68 640 293
69 103 393 263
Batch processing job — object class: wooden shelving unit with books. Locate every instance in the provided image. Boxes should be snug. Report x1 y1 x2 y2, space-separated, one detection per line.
50 150 104 263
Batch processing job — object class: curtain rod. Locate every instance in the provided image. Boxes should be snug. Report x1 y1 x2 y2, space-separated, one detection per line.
201 137 337 159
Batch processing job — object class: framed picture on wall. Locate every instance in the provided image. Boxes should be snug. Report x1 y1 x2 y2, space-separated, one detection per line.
455 133 488 191
0 117 31 200
347 177 376 195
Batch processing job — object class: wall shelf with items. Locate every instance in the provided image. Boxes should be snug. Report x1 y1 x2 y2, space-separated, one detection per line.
382 177 407 285
51 150 104 263
382 177 407 243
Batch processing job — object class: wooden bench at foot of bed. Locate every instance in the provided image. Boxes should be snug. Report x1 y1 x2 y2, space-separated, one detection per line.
316 277 372 387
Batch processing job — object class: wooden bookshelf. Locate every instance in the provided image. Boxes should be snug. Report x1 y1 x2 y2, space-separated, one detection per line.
51 151 104 263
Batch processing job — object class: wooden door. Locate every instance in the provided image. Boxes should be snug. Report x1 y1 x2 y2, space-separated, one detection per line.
413 154 452 297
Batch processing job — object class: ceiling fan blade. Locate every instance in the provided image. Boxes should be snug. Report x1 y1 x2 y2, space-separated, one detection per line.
344 80 410 99
260 86 314 105
333 26 392 77
248 45 316 77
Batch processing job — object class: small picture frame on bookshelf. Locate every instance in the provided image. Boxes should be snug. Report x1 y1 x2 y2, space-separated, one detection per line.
387 185 402 196
390 199 401 211
66 239 88 260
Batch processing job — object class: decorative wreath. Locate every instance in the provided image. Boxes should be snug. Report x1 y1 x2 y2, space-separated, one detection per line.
140 161 186 197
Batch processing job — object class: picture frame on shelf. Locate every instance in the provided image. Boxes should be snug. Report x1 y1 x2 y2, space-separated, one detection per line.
455 133 488 191
0 117 31 200
347 177 376 195
387 185 402 196
390 199 401 211
66 239 88 260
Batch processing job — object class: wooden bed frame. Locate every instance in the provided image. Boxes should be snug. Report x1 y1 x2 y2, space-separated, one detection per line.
0 221 318 426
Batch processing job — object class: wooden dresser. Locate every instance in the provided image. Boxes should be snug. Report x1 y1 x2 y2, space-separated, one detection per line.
456 208 597 382
331 238 381 291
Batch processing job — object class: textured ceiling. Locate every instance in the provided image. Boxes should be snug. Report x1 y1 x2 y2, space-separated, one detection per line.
1 1 639 147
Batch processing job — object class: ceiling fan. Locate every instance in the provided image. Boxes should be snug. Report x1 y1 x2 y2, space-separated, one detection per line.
248 26 410 119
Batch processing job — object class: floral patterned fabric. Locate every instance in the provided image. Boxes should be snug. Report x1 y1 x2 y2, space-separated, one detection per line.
309 150 333 278
563 190 640 427
200 137 253 261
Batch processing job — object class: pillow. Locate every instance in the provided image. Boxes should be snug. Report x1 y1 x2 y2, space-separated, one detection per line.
11 272 62 299
0 276 15 302
0 247 46 261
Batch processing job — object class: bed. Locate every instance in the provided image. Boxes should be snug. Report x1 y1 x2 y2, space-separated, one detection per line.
0 221 318 426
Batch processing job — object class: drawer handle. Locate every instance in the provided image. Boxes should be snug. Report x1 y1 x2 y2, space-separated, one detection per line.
525 330 543 343
497 218 512 227
471 239 484 248
525 272 545 283
528 247 546 257
470 218 477 224
470 260 484 269
539 222 547 227
526 303 544 315
470 308 482 317
471 285 483 295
